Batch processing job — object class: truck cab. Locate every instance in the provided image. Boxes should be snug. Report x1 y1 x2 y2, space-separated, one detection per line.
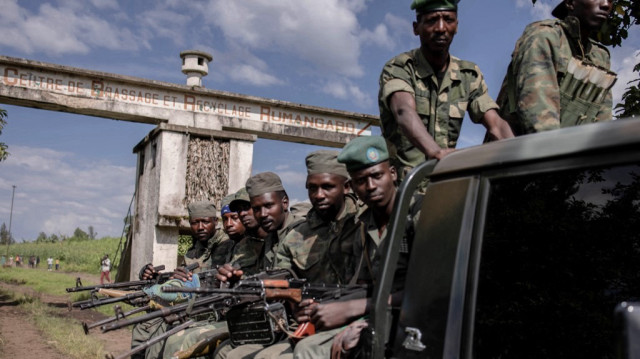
370 119 640 358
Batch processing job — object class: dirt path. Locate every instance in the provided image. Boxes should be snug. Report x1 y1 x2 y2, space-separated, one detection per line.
0 273 132 359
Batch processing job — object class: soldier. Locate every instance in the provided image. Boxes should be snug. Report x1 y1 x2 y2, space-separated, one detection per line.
497 0 616 135
379 0 513 180
132 200 232 359
294 136 423 358
214 173 304 359
221 193 246 244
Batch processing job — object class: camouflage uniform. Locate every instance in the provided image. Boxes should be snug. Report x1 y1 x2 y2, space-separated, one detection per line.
292 194 423 359
230 212 302 274
379 48 498 178
497 16 614 135
183 230 233 272
274 194 360 284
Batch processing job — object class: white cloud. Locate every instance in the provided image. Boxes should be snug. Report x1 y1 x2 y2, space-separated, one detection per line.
201 0 364 77
0 145 135 241
610 49 639 109
321 78 372 108
90 0 119 10
516 0 553 21
0 0 146 56
228 64 284 87
360 23 394 50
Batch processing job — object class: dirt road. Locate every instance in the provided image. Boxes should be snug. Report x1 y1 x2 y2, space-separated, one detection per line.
0 274 131 359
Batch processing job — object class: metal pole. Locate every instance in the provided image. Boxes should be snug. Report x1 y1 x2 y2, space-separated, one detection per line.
6 185 15 258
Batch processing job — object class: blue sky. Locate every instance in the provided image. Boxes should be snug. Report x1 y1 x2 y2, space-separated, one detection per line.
0 0 638 241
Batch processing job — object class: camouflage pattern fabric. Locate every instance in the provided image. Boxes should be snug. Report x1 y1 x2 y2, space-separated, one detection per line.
355 194 423 290
183 230 232 272
131 317 168 359
379 48 498 177
162 321 228 359
230 213 303 275
274 195 360 284
497 16 613 135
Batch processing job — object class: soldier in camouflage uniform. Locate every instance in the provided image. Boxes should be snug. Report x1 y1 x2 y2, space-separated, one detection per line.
294 136 423 358
132 201 232 359
379 0 513 180
497 0 616 135
275 150 359 284
162 194 247 359
214 173 303 359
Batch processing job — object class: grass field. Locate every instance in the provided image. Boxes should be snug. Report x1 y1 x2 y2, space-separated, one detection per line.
2 236 123 274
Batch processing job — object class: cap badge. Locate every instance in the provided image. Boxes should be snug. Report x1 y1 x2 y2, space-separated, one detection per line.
366 147 380 162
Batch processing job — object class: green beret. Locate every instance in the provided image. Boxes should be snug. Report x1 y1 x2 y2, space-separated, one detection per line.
305 150 350 179
188 201 217 218
337 136 389 172
411 0 459 13
221 193 236 208
246 172 285 197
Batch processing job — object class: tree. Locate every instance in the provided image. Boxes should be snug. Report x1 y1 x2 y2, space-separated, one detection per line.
0 222 12 245
36 231 47 243
531 0 640 118
0 108 8 161
48 233 59 243
71 227 89 241
88 226 97 240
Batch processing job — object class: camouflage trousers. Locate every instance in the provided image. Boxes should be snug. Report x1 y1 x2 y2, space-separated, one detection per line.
293 327 344 359
213 339 292 359
162 321 228 359
131 318 169 359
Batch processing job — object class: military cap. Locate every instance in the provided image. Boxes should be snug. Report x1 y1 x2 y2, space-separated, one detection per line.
551 1 568 19
306 150 350 179
229 187 250 212
220 193 236 216
246 172 285 197
411 0 459 13
188 201 217 218
337 136 389 172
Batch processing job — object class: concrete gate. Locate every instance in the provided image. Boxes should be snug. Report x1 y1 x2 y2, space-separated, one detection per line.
0 53 377 279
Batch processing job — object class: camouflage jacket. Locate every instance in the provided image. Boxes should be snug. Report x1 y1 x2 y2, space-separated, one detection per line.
355 194 423 292
497 16 613 135
379 48 498 173
274 195 360 284
230 212 303 276
183 230 232 273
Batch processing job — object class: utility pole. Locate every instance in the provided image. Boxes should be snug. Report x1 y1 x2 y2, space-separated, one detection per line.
6 185 15 258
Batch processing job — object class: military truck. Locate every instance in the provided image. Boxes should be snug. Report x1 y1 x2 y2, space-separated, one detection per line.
367 119 640 358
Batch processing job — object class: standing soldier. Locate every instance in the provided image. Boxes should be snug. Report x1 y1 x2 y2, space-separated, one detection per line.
497 0 616 134
379 0 513 181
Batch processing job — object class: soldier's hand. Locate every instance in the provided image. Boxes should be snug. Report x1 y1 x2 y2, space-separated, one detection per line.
294 299 318 323
311 299 367 331
139 263 158 280
429 148 455 160
214 263 243 283
170 267 192 282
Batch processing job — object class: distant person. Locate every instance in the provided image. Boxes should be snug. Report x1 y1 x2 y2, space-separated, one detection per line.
100 254 111 284
15 255 20 267
47 257 53 271
36 256 40 268
497 0 616 134
55 258 59 270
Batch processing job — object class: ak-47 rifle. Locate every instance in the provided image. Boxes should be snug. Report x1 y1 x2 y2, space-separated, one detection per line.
68 263 200 311
105 319 196 359
66 265 167 293
82 304 151 334
162 276 368 346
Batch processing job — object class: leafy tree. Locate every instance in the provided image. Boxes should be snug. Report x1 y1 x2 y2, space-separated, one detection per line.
88 226 97 240
71 227 89 241
531 0 639 118
0 108 7 161
36 231 47 243
0 222 12 245
48 233 59 243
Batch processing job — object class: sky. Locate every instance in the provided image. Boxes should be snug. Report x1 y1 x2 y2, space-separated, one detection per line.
0 0 638 241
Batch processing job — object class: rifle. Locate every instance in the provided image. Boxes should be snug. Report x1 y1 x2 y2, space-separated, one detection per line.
162 278 368 345
68 263 200 311
82 304 151 334
66 265 167 293
105 319 195 359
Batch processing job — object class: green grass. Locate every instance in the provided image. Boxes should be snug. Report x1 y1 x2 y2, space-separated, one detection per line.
2 236 122 274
